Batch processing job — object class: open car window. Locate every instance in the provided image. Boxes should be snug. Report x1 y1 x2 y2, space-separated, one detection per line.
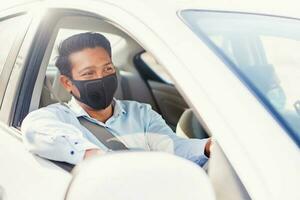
48 28 126 72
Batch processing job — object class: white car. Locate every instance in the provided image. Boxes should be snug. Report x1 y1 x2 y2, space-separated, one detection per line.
0 0 299 199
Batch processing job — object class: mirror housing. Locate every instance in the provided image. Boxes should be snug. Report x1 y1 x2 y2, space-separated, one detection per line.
66 152 215 200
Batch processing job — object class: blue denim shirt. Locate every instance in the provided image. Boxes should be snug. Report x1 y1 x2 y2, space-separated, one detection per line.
21 98 208 166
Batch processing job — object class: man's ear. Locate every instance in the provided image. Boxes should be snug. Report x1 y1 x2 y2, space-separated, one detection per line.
59 75 73 93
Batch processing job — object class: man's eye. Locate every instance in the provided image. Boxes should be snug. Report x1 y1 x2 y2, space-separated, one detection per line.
82 72 94 76
105 66 115 72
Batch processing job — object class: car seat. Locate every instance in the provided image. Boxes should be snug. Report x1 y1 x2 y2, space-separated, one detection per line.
40 68 125 107
176 108 209 139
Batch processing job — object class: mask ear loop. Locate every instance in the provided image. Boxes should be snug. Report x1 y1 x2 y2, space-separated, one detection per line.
44 76 70 108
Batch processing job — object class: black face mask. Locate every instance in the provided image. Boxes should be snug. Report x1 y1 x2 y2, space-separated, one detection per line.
71 73 118 110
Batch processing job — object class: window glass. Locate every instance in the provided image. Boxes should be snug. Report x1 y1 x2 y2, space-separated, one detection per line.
181 10 300 145
0 16 24 75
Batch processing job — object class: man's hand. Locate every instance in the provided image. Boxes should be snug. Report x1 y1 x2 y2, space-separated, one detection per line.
84 149 105 160
204 138 212 158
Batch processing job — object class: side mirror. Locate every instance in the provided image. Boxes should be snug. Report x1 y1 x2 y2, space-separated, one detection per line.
66 152 215 200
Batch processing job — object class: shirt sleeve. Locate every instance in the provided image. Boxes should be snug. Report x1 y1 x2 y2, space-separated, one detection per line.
144 104 208 166
21 107 101 165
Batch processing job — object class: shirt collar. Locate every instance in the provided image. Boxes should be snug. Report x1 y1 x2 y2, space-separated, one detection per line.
67 97 126 118
112 98 127 117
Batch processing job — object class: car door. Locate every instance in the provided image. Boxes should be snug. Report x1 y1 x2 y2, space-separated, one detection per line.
178 10 300 200
0 5 71 200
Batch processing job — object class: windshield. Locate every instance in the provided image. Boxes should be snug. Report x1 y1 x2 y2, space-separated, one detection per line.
180 10 300 146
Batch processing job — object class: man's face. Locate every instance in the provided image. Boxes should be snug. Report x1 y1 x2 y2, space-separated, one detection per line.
60 47 116 97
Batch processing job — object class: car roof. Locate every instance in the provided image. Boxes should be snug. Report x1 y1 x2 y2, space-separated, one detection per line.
0 0 39 11
92 0 300 20
2 0 300 20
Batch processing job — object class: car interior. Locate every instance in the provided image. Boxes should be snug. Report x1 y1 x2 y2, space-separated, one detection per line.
22 12 250 200
34 15 208 136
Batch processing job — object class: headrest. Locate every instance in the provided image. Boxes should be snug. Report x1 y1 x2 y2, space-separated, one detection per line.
51 70 71 103
140 52 172 83
176 109 209 139
44 67 124 105
66 152 215 200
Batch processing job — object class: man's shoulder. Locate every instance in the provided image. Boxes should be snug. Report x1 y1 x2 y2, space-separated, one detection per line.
42 102 70 111
26 103 71 118
117 99 151 108
116 99 152 110
21 103 73 129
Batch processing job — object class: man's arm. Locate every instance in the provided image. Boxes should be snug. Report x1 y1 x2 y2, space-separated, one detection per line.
21 107 103 164
84 149 104 159
204 138 212 157
143 104 210 166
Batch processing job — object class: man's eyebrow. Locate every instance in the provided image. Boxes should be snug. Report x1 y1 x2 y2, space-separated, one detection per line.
102 61 113 67
78 62 112 74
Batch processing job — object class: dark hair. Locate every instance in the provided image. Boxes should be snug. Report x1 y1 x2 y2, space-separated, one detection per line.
55 32 111 78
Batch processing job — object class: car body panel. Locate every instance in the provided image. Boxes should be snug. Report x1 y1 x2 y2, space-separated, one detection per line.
0 0 299 199
0 123 71 199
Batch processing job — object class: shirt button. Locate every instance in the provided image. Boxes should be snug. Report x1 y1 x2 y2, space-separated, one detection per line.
70 151 75 155
74 142 78 145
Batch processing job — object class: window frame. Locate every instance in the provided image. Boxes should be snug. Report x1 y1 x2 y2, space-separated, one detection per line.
11 8 137 127
11 9 88 127
0 13 31 110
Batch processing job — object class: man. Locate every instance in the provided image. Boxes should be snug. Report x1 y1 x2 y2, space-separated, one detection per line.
21 32 211 166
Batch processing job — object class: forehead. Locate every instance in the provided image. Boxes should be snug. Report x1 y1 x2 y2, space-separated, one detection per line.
69 47 111 71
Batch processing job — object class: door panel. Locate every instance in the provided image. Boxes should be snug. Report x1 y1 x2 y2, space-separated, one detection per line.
0 124 71 200
0 184 6 200
208 141 251 200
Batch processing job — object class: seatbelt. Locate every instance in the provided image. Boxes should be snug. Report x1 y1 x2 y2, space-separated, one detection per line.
78 117 128 151
53 117 129 173
44 76 128 172
46 76 128 150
